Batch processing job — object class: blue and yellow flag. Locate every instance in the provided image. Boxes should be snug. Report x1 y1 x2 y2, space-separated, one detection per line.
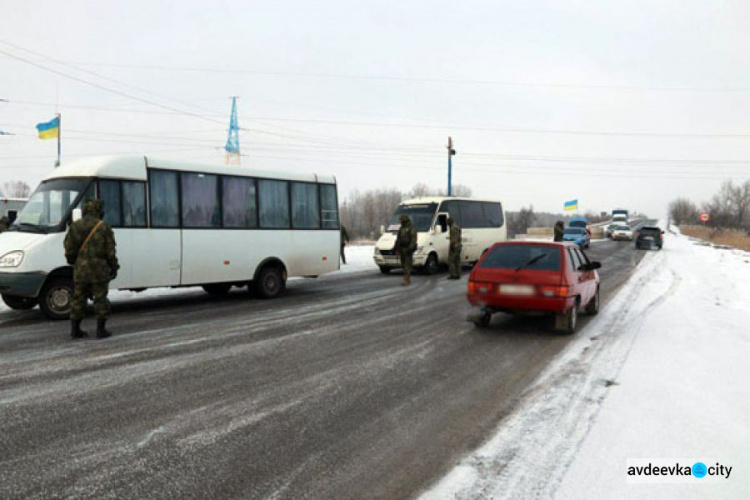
36 116 59 140
564 199 578 211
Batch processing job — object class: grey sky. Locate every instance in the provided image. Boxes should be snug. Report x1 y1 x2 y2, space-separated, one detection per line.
2 0 750 217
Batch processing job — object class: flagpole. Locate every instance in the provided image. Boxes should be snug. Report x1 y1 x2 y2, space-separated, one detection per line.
55 113 61 168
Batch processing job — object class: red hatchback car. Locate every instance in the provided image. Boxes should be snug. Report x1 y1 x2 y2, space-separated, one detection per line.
467 241 601 333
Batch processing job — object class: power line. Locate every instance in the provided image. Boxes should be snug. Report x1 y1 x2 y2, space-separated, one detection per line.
54 60 750 93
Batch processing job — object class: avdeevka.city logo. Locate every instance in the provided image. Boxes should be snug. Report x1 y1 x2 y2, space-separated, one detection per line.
626 459 732 483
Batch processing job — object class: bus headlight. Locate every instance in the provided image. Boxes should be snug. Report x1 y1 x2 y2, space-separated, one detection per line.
0 251 24 268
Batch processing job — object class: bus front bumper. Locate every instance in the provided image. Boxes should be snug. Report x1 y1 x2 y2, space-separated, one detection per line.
0 272 47 298
373 253 429 268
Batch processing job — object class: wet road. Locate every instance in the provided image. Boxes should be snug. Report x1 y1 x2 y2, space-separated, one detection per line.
0 235 652 499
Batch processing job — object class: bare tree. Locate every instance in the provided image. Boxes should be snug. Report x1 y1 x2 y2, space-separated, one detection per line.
669 198 700 225
507 205 536 238
2 181 31 198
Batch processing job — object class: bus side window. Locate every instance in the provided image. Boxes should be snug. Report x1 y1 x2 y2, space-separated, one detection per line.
223 176 257 228
440 200 461 226
259 179 290 228
150 170 179 228
292 182 320 229
320 184 339 229
100 179 122 227
459 201 484 228
483 202 504 228
122 181 146 227
181 173 220 228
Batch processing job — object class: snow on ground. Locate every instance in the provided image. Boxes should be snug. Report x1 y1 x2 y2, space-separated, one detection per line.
422 227 750 499
0 245 378 316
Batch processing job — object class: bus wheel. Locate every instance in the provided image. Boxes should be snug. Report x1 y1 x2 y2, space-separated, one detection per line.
422 253 439 275
255 266 285 299
39 278 74 320
2 294 37 310
202 283 232 296
379 266 391 275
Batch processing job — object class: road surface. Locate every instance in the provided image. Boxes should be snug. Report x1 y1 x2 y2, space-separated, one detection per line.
0 235 653 499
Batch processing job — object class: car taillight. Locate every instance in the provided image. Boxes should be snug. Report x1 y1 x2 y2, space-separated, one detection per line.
468 281 491 293
539 285 569 297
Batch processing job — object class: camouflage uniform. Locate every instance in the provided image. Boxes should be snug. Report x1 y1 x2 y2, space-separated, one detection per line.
396 215 418 285
64 199 119 339
340 225 350 264
0 216 9 233
447 217 462 279
553 221 564 242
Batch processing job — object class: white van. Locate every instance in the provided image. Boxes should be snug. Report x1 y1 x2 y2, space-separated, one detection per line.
373 197 506 274
0 155 341 319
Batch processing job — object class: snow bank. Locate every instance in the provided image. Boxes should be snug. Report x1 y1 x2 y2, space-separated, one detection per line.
422 229 750 499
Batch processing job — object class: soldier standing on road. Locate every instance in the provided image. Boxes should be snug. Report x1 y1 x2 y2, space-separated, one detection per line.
0 215 9 233
554 220 564 242
447 216 462 279
64 199 119 340
340 225 350 265
395 214 417 286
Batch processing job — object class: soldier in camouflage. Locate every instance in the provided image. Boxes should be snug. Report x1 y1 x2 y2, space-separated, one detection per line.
0 215 9 233
340 225 350 264
554 220 564 242
396 214 418 286
447 216 462 279
64 199 119 339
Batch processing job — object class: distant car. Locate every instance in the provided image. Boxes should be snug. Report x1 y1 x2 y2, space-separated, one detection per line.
611 224 633 241
466 241 601 333
562 227 590 248
569 217 591 237
604 224 617 238
635 226 664 250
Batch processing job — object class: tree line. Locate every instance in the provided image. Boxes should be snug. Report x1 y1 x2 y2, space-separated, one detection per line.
669 180 750 230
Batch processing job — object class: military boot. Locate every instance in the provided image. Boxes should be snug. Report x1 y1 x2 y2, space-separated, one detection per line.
70 319 88 340
96 318 112 339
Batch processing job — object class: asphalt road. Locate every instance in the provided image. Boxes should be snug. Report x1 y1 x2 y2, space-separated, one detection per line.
0 235 653 499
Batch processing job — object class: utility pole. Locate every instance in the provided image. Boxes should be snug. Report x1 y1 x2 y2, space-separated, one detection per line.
447 136 456 196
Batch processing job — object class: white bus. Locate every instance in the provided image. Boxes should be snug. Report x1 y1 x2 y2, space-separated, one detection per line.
0 156 341 319
373 197 507 274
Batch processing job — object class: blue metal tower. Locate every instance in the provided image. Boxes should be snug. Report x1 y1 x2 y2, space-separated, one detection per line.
224 96 240 165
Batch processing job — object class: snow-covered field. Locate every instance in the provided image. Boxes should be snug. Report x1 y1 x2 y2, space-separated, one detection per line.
422 227 750 499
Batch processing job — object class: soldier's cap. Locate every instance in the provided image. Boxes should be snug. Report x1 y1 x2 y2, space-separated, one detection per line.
83 199 104 216
447 216 454 224
399 214 410 223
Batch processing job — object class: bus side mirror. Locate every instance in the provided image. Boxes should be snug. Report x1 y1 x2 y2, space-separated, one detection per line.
380 224 385 235
72 208 82 222
7 210 17 224
437 213 448 233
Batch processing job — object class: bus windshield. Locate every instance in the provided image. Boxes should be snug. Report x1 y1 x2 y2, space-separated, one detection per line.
14 178 93 232
387 203 438 232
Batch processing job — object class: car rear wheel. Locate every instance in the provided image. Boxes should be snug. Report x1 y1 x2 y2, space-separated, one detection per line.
474 310 492 328
422 253 439 275
585 287 600 315
555 302 578 334
2 294 37 310
39 278 74 320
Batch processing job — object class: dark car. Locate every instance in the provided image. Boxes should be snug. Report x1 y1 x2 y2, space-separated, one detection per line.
635 226 664 250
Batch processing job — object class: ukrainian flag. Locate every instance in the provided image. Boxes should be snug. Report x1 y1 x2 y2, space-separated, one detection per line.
564 199 578 211
36 116 59 140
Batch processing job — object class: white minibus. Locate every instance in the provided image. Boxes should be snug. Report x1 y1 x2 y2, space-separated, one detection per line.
0 156 341 319
373 197 506 274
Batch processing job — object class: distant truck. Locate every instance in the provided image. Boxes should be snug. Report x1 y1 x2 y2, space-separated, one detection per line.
611 209 628 223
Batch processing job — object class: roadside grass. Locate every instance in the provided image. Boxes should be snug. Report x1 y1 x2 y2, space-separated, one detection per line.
680 225 750 251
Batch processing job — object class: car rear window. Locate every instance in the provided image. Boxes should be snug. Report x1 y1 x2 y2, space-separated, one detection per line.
481 245 561 271
640 227 661 235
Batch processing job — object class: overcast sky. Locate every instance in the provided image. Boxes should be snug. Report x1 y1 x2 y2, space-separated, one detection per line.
2 0 750 217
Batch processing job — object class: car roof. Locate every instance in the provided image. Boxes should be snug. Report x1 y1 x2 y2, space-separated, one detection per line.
489 241 575 250
640 226 661 230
